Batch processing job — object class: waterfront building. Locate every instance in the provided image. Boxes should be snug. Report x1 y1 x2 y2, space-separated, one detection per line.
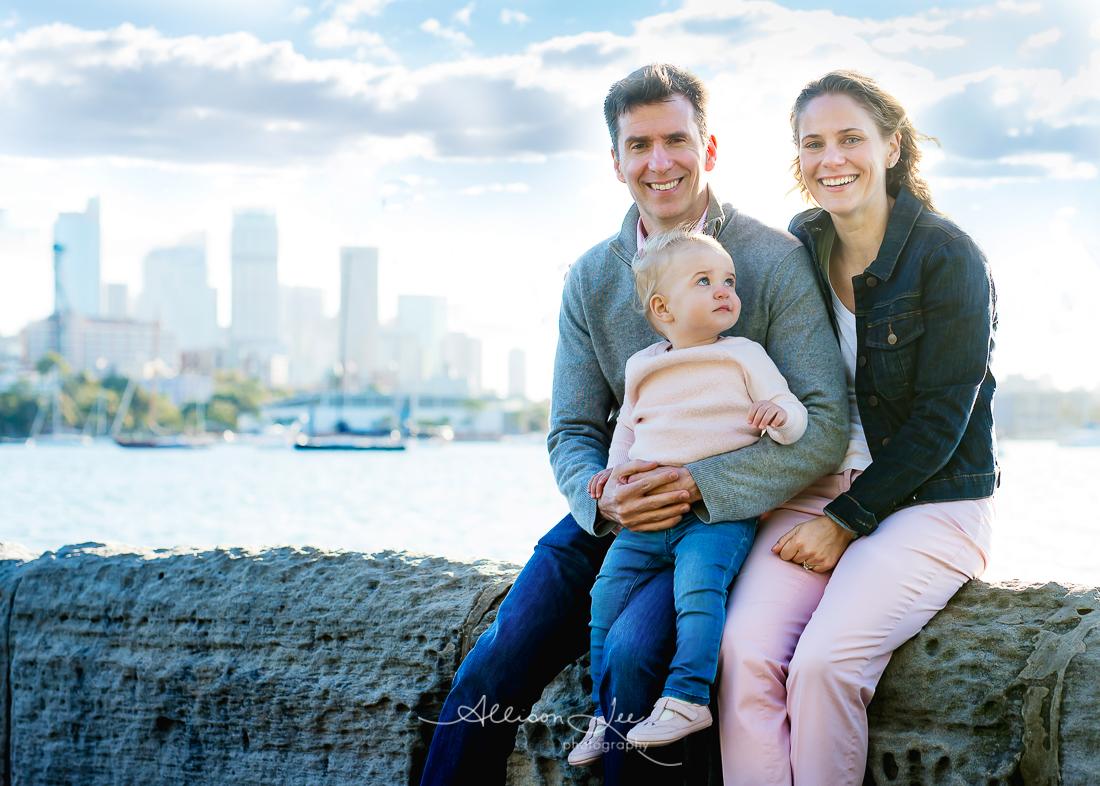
136 235 218 351
230 209 282 383
508 347 526 400
21 314 178 376
374 328 423 390
53 198 101 317
339 247 379 388
230 210 279 346
104 283 129 320
281 286 336 388
397 295 447 382
441 332 482 397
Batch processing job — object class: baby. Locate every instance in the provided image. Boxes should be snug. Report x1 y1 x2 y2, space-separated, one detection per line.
568 228 808 766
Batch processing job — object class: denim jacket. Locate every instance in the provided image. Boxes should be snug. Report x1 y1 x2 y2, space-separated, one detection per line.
789 188 999 536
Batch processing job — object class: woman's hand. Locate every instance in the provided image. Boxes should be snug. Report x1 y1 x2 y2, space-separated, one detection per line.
772 514 856 572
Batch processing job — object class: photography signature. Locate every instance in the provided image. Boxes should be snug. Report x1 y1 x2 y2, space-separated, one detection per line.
418 696 683 767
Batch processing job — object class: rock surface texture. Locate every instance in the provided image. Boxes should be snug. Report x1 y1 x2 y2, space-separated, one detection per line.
0 542 1096 786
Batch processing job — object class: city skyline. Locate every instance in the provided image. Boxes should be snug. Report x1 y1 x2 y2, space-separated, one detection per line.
1 0 1099 398
12 203 515 399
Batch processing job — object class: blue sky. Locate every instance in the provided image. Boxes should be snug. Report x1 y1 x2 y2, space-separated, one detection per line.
1 0 1098 397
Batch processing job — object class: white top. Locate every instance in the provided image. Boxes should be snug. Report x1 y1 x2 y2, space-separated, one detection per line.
820 228 873 473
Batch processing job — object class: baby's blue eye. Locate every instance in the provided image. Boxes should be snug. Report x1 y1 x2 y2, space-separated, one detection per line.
698 277 709 285
724 278 734 287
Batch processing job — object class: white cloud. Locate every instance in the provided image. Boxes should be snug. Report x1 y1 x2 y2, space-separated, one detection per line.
458 182 529 196
1023 27 1061 50
500 9 530 26
872 32 965 53
3 11 18 29
998 153 1097 179
332 0 399 24
311 18 398 59
996 0 1041 12
454 3 475 26
421 18 473 47
1091 18 1100 39
287 6 312 24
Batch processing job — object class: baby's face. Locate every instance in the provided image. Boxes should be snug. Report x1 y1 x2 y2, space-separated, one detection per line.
656 243 740 344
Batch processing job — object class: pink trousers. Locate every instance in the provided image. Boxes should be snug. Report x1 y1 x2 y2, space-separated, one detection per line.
716 471 993 786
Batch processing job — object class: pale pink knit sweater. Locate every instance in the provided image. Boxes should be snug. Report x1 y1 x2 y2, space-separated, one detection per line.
607 337 808 468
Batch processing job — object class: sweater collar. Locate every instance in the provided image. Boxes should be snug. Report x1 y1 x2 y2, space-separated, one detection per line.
610 187 730 266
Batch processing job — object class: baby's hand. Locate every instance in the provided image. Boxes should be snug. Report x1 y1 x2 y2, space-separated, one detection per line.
748 400 787 430
588 468 615 499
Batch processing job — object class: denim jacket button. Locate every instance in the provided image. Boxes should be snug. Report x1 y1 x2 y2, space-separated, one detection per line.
858 356 867 367
887 333 898 345
869 395 879 407
866 276 878 287
882 438 890 447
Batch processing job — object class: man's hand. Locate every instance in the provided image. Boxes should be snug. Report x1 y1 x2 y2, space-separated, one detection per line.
772 514 855 572
747 400 787 430
597 460 696 532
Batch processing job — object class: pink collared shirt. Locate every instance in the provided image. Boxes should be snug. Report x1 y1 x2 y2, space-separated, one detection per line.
636 207 709 252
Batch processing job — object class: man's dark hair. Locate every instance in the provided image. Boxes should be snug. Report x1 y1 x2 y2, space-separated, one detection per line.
603 63 709 159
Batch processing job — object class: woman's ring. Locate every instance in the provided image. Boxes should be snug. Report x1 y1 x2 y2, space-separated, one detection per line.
803 561 814 571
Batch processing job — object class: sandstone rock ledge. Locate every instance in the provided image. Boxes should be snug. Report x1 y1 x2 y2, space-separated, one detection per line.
0 542 1097 786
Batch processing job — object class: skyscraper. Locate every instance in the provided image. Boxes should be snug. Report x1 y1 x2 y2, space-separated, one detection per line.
104 283 129 319
397 295 447 382
53 198 100 316
281 285 335 387
136 234 218 351
442 332 482 397
230 209 279 346
508 348 527 400
339 247 379 385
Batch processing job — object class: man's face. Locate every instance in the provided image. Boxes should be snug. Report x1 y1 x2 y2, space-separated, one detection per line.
612 94 717 235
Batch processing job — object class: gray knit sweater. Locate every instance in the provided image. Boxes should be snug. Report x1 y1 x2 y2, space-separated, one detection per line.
549 191 849 536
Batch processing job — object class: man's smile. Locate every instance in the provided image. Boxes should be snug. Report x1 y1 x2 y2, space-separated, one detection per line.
647 178 683 192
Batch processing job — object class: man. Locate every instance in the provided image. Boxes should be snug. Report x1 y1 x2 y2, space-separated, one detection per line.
420 63 847 784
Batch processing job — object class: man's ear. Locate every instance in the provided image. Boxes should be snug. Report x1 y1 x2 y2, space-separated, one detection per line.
612 147 626 183
650 294 674 324
705 135 718 173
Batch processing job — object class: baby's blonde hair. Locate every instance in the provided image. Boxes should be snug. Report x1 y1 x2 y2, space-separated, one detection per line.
632 227 730 336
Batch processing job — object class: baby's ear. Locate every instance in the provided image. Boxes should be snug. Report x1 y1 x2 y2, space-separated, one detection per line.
650 294 674 323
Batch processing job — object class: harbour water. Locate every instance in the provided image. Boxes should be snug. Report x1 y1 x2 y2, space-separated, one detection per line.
2 438 1097 587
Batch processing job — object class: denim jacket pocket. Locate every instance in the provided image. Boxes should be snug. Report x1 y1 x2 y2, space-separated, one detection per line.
866 309 924 401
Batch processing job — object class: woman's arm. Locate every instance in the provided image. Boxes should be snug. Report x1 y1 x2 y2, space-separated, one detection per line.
825 234 995 536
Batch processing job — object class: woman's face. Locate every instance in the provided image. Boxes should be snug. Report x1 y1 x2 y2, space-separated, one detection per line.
797 93 900 222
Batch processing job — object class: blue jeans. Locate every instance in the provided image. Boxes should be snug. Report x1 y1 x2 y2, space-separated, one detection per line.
418 514 689 784
590 513 755 708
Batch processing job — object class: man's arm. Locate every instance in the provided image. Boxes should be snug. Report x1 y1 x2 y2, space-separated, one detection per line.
687 245 848 522
547 262 619 536
548 260 690 536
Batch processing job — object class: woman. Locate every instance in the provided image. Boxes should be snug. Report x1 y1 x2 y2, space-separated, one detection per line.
716 70 998 786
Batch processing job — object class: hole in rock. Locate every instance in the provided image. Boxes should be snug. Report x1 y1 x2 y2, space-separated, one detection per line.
935 756 950 779
883 752 899 780
1077 608 1093 615
155 716 183 733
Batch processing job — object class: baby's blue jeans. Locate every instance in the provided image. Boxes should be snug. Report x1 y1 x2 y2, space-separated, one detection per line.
590 511 756 707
